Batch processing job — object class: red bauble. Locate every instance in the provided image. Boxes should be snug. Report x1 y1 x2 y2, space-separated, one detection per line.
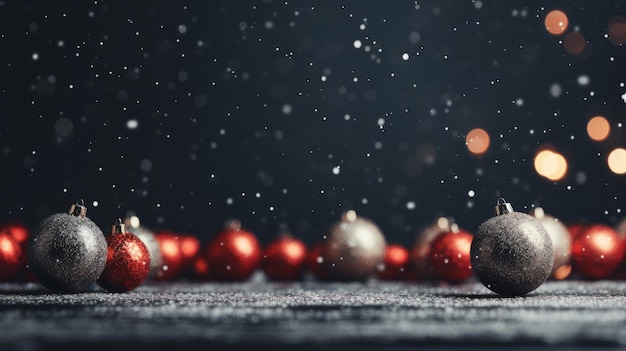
262 234 307 281
98 221 151 292
1 222 29 250
155 231 187 281
205 220 261 281
307 243 329 281
0 231 22 281
429 229 473 283
572 224 624 279
1 222 33 282
377 244 409 280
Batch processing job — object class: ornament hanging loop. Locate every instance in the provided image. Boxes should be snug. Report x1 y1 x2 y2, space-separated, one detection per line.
69 199 87 218
112 218 125 235
495 197 514 216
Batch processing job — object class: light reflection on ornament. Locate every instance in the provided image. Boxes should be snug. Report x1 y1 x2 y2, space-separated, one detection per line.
544 10 569 35
465 128 490 155
534 148 568 181
608 148 626 174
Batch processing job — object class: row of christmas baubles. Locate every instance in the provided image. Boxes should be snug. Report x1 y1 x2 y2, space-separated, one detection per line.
2 199 626 295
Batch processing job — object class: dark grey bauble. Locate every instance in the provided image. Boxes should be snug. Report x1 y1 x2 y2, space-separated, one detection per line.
28 213 107 293
471 211 553 297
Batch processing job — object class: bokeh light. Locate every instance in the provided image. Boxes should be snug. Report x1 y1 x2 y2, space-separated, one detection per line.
608 148 626 174
465 128 490 155
534 149 568 181
545 10 569 35
608 16 626 46
586 116 610 141
564 32 586 55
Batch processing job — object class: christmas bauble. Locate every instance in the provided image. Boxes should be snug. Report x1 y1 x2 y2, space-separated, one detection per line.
471 198 553 296
154 231 186 281
0 230 22 281
262 233 307 281
27 200 107 293
124 214 163 279
377 244 409 281
531 208 572 280
1 222 29 250
1 221 32 282
429 227 473 283
205 220 261 281
98 219 150 292
572 224 624 279
410 217 454 280
320 210 387 281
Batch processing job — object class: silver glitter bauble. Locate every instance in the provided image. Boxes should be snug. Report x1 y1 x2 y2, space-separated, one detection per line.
124 213 163 279
320 210 387 281
27 200 107 293
471 198 553 297
531 207 572 280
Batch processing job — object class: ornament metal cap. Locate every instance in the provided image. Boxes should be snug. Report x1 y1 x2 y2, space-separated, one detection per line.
495 197 514 216
69 199 87 218
112 218 126 235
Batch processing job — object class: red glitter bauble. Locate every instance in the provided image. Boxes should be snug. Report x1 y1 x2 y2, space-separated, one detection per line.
307 243 329 281
262 234 307 281
0 231 22 281
429 229 473 283
204 220 261 281
377 244 409 281
98 220 151 292
572 224 624 279
155 231 186 281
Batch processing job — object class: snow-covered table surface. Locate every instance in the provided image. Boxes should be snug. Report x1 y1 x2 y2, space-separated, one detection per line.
1 280 626 350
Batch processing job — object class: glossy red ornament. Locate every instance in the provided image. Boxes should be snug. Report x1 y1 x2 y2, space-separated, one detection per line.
262 234 307 281
0 230 22 281
307 243 329 281
1 222 33 282
155 231 186 281
98 220 151 292
377 244 409 280
572 224 624 279
1 222 29 250
205 220 261 281
429 227 473 283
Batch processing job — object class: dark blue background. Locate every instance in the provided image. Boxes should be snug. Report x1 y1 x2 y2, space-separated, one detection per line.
1 1 625 246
